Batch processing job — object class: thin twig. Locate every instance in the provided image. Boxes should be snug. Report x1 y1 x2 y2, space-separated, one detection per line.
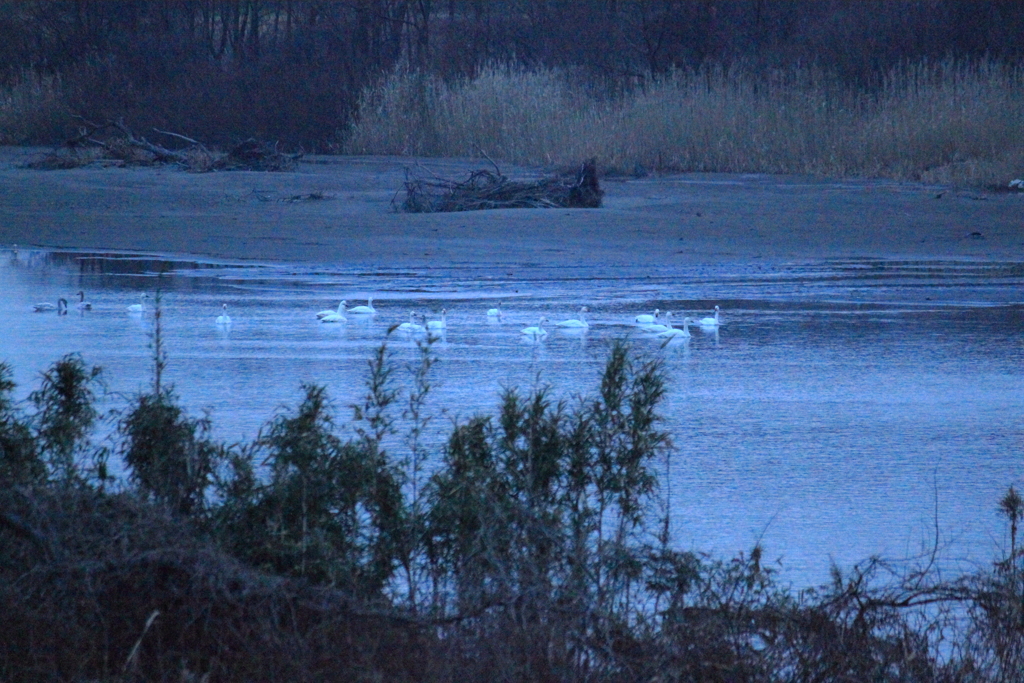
123 609 161 674
153 128 202 145
474 144 502 176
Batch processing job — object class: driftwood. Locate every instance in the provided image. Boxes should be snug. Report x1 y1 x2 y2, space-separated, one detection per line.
398 157 603 213
26 117 302 172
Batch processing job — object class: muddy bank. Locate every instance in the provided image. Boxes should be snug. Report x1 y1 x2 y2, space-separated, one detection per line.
1 147 1020 268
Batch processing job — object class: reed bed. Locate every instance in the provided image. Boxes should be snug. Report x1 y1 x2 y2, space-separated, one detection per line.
5 57 1023 187
345 60 1024 187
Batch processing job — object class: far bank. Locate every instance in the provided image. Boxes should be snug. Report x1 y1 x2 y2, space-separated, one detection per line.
1 148 1021 268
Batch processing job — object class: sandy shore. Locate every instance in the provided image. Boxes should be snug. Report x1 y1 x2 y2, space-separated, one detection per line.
1 147 1020 268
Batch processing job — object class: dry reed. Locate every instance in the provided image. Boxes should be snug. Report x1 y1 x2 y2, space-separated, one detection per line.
345 60 1024 188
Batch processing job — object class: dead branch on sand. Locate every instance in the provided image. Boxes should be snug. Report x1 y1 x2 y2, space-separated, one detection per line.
398 157 604 212
25 117 302 172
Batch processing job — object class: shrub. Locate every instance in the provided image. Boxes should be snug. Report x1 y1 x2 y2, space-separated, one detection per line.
119 388 224 517
218 383 404 596
1 342 1023 681
28 354 102 484
0 361 42 485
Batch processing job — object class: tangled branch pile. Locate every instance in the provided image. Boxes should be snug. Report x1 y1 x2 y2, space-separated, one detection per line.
0 487 420 682
399 157 603 212
25 118 301 172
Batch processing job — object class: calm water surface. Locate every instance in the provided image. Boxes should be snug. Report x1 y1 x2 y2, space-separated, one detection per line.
1 248 1022 585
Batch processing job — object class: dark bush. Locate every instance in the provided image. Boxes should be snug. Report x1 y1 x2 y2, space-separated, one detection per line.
0 340 1022 681
28 353 102 483
0 361 42 485
119 388 224 516
218 383 404 597
0 486 426 683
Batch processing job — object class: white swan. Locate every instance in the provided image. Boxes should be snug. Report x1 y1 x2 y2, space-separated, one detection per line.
397 311 425 333
127 293 149 313
639 310 673 333
556 306 589 328
216 303 231 325
35 298 69 314
320 309 345 323
635 308 659 324
33 299 60 312
487 301 503 317
426 308 447 331
521 317 548 337
316 300 346 319
347 298 376 314
657 317 692 339
76 290 92 311
699 305 721 327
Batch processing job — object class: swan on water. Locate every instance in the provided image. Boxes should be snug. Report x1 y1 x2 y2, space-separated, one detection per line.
76 291 92 311
347 298 376 314
33 299 60 312
320 309 345 323
639 310 673 333
426 308 447 331
35 298 69 314
555 306 589 328
216 304 231 325
397 311 425 333
127 293 149 313
316 300 347 319
656 317 692 339
521 317 548 337
487 302 503 317
635 308 659 324
699 305 721 327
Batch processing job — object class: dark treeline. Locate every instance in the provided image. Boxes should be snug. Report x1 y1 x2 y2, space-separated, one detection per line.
1 0 1023 147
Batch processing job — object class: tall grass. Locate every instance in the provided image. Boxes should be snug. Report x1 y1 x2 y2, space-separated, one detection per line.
345 60 1024 187
344 65 587 165
7 57 1021 186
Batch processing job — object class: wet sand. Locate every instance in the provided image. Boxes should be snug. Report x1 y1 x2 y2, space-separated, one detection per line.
1 147 1020 267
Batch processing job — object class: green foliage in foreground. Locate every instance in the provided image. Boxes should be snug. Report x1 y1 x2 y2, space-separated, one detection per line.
0 344 1022 682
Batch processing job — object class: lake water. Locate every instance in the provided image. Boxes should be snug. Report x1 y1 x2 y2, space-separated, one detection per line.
1 247 1022 586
